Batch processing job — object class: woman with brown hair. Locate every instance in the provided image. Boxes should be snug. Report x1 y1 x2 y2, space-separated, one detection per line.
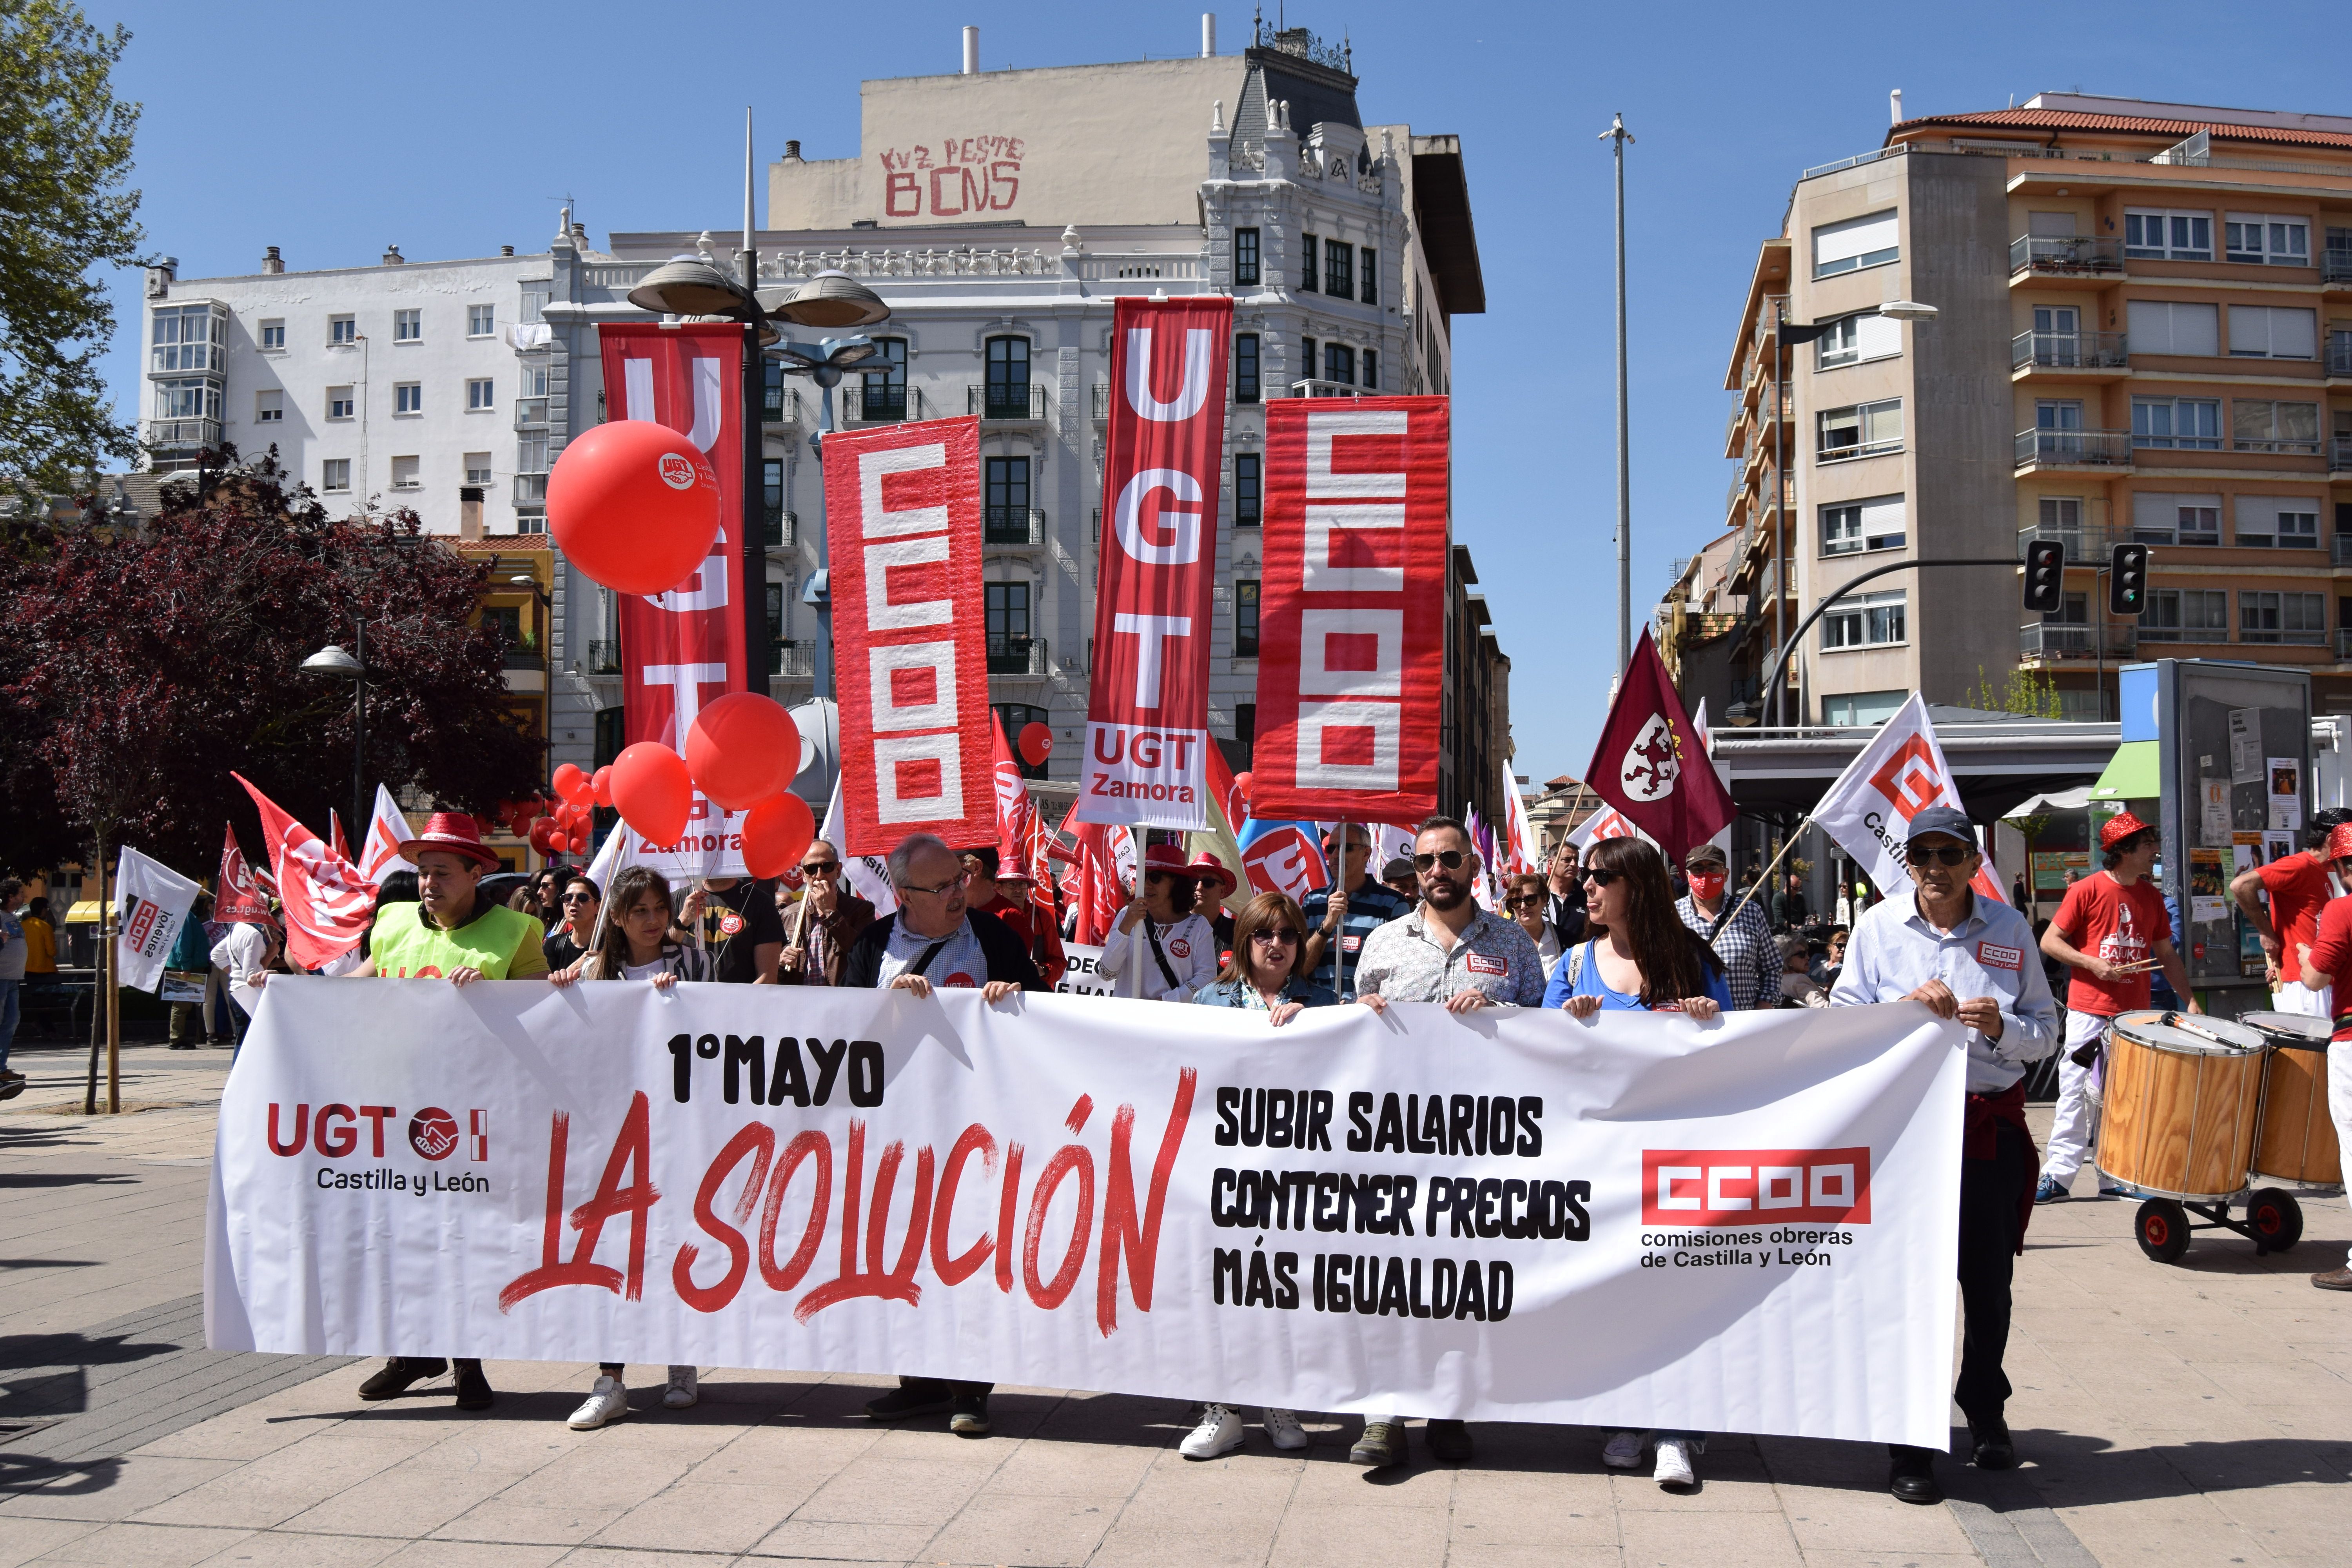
1504 871 1564 981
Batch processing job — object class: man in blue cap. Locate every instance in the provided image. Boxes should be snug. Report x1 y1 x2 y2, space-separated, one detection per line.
1831 806 2058 1504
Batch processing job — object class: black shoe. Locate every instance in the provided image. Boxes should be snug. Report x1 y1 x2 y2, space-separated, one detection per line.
864 1384 955 1421
948 1393 991 1437
1889 1447 1942 1505
357 1356 447 1400
1424 1418 1473 1463
453 1360 494 1410
167 1042 197 1050
1969 1416 2015 1470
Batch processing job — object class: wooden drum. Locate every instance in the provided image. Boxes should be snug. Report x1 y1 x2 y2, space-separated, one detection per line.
2095 1012 2267 1202
2241 1012 2342 1189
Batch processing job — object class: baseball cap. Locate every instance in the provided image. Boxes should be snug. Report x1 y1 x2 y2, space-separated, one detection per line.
1904 805 1976 846
1685 842 1728 869
1381 857 1416 882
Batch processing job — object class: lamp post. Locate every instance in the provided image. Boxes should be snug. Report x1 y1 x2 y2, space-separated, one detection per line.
768 319 887 700
301 626 367 842
1599 113 1634 675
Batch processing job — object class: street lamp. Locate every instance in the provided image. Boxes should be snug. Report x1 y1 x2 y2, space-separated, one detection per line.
767 294 889 702
302 627 368 845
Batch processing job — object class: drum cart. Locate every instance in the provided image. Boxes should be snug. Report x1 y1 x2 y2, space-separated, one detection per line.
2122 1186 2303 1265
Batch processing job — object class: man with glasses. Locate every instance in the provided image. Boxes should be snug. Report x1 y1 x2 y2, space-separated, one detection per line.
1347 815 1546 1471
778 839 874 987
1302 825 1409 1000
1677 843 1777 1011
1831 806 2058 1505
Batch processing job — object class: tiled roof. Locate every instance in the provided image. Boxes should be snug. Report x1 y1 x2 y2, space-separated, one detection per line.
1895 107 2352 153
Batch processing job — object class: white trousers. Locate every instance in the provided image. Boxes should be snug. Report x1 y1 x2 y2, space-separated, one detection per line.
2040 1010 2110 1185
2333 1040 2352 1270
2271 979 2330 1018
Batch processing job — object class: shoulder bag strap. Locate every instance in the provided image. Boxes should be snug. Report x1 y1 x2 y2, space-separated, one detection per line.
907 937 953 978
1142 919 1184 992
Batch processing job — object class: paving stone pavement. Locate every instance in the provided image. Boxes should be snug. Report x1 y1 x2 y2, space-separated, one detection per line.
2 1040 2348 1566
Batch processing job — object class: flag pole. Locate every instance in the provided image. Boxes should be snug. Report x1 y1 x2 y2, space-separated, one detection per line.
1722 818 1811 929
1332 820 1350 999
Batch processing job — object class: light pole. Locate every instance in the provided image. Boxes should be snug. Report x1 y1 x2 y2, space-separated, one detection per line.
302 626 367 840
1599 113 1633 675
768 313 889 701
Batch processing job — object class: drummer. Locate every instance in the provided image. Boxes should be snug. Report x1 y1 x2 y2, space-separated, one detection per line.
2036 812 2198 1207
2231 806 2352 1018
2284 820 2352 1293
1829 806 2058 1505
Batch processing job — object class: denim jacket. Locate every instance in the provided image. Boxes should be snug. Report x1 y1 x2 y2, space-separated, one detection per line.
1192 975 1340 1010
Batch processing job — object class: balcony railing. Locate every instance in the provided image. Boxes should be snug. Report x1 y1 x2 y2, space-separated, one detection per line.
764 384 801 425
2020 622 2137 660
2015 428 2134 468
143 416 221 449
586 639 621 675
2329 438 2352 472
2009 235 2126 276
1091 383 1111 421
1286 379 1366 398
2327 341 2352 376
842 384 921 423
513 472 548 503
2012 330 2128 371
513 396 548 430
2332 535 2352 565
769 639 816 678
2232 435 2324 456
984 505 1045 545
2241 626 2329 647
987 635 1049 675
762 507 797 548
2016 521 2120 562
502 644 543 671
970 382 1047 422
2326 250 2352 284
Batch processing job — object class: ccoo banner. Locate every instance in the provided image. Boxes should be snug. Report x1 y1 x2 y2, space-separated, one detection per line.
1079 296 1234 831
824 417 994 857
1250 398 1448 826
208 981 1964 1448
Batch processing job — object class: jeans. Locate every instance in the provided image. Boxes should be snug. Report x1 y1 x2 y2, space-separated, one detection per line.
0 978 18 1072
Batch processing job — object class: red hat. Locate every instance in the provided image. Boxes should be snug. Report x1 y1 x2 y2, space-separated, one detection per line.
399 811 503 870
1185 851 1238 900
2098 811 2154 851
1141 844 1197 878
2327 822 2352 864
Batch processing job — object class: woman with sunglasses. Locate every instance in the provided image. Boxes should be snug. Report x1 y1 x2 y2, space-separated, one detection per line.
778 839 874 987
1540 834 1727 1490
1178 891 1333 1457
1504 873 1563 981
541 875 601 975
1102 844 1220 1002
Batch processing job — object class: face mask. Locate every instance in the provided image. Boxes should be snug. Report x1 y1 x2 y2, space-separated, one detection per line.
1690 871 1727 901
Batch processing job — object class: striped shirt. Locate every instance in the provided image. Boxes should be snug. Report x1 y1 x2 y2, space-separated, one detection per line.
1675 894 1778 1010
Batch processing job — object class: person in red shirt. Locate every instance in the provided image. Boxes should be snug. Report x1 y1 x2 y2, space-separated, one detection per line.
2231 807 2352 1017
2034 812 2196 1203
964 848 1068 991
2283 821 2352 1292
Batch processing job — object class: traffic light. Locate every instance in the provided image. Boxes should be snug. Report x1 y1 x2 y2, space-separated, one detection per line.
2110 542 2150 617
2022 540 2065 614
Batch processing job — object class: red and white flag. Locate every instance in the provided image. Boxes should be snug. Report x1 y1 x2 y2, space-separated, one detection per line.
357 784 417 887
1251 396 1448 826
1499 782 1543 880
1581 628 1737 862
989 709 1035 867
1813 694 2005 904
216 826 274 924
232 774 374 969
1053 800 1134 945
1568 804 1651 852
1078 296 1233 830
824 416 993 857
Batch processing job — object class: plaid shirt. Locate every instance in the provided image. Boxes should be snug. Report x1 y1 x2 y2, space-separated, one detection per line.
1354 906 1548 1007
1676 893 1778 1011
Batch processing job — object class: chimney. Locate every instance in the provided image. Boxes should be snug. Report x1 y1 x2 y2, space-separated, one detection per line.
500 244 514 256
145 256 177 297
382 243 404 265
1889 88 1903 125
1201 12 1214 56
783 139 802 162
459 487 484 541
261 245 283 274
962 24 978 74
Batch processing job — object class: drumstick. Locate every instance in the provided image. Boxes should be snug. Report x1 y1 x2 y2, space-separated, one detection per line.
2160 1011 2239 1049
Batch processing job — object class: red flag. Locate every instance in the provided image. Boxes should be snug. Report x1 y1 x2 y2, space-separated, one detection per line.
329 810 350 863
988 709 1033 865
1054 800 1133 945
1581 628 1737 862
232 773 375 969
215 826 273 924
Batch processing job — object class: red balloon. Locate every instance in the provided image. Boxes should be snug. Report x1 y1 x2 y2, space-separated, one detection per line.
528 820 556 855
684 692 803 812
565 833 588 855
1232 770 1254 808
552 762 590 806
611 741 693 847
740 793 816 879
546 419 722 596
1018 722 1053 766
591 766 614 808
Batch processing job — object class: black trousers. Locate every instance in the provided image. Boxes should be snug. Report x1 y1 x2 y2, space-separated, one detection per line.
900 1375 992 1400
1953 1120 2032 1424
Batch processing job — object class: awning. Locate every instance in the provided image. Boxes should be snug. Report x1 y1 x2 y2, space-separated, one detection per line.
64 900 104 924
2005 786 2093 817
2089 740 2160 802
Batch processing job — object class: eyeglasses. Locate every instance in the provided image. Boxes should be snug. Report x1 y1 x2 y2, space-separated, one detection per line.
800 860 840 875
902 871 970 897
1251 928 1301 946
1412 850 1467 871
1904 844 1974 867
1579 867 1621 887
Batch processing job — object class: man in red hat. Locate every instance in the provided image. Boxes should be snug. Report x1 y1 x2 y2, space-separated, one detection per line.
2283 820 2352 1290
2035 810 2194 1205
962 846 1068 991
344 811 547 1410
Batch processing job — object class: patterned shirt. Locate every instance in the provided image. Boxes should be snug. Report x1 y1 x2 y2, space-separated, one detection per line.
1301 878 1410 999
1354 906 1547 1007
1675 894 1778 1011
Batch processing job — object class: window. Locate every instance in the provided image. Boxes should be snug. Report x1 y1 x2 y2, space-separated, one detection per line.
1233 227 1260 287
1324 342 1354 386
2225 212 2310 266
153 378 219 421
861 338 907 419
391 456 419 489
326 386 354 421
519 285 550 324
394 382 421 414
1234 453 1261 525
984 336 1030 417
2124 208 2212 261
1359 247 1377 305
466 377 494 410
392 309 421 343
1811 210 1899 278
984 454 1031 541
2237 494 2322 547
2126 300 2218 357
2233 399 2320 454
1234 579 1259 657
517 435 548 475
1362 350 1377 389
1820 494 1906 555
2039 495 2085 542
1235 702 1257 743
2139 588 2229 641
467 304 495 337
1822 690 1909 726
464 452 492 486
1821 590 1906 649
1324 240 1352 300
2241 591 2326 644
1816 311 1902 369
1234 333 1260 402
2132 397 2221 450
259 319 285 350
1817 398 1902 460
251 388 281 425
1300 234 1319 292
2047 592 2089 628
150 303 225 373
986 581 1032 666
1301 337 1316 392
2132 492 2222 546
329 314 357 345
322 459 350 493
518 361 548 399
2227 305 2317 359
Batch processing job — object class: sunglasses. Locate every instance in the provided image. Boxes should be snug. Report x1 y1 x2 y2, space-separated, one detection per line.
1504 894 1546 909
560 891 597 904
800 860 840 875
1412 850 1467 871
1904 845 1975 867
1251 928 1301 946
1579 867 1621 887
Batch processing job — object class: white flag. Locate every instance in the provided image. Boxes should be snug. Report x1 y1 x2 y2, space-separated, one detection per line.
115 846 201 994
1811 694 2001 902
1568 804 1653 852
820 778 899 917
356 785 417 887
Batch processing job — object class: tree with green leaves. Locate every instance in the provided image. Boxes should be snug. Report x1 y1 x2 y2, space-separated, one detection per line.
0 0 144 490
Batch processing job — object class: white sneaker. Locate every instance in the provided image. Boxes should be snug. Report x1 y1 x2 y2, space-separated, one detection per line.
567 1375 628 1430
1180 1403 1245 1459
1601 1430 1646 1468
1261 1407 1309 1450
1653 1437 1695 1488
662 1365 699 1409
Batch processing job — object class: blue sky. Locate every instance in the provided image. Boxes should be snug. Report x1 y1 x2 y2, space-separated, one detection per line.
89 0 2347 788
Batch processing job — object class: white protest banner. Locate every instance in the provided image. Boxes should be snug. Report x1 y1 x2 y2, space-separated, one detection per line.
209 981 1964 1446
116 846 202 993
1055 942 1116 997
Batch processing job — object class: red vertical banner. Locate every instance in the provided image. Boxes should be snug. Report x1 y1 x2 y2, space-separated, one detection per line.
824 417 993 857
1251 397 1448 826
1078 296 1234 829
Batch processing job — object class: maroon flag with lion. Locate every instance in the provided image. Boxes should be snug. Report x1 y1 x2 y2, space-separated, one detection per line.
1582 629 1735 861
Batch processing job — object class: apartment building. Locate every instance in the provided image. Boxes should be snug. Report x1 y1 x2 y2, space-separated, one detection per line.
136 243 557 536
1683 93 2352 726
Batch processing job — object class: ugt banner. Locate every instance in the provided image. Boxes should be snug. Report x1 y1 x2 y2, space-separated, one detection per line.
1252 398 1447 826
208 982 1963 1447
599 322 751 879
1079 296 1234 831
823 417 993 857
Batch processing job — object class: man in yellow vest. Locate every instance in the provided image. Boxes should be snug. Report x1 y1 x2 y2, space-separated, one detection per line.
345 813 545 1409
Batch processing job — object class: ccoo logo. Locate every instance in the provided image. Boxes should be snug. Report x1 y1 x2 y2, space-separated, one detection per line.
1868 733 1944 818
657 452 698 491
408 1108 461 1161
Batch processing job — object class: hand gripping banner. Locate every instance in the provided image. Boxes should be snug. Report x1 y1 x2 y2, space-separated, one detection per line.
1078 296 1234 830
209 981 1965 1448
824 416 993 857
1251 398 1447 826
